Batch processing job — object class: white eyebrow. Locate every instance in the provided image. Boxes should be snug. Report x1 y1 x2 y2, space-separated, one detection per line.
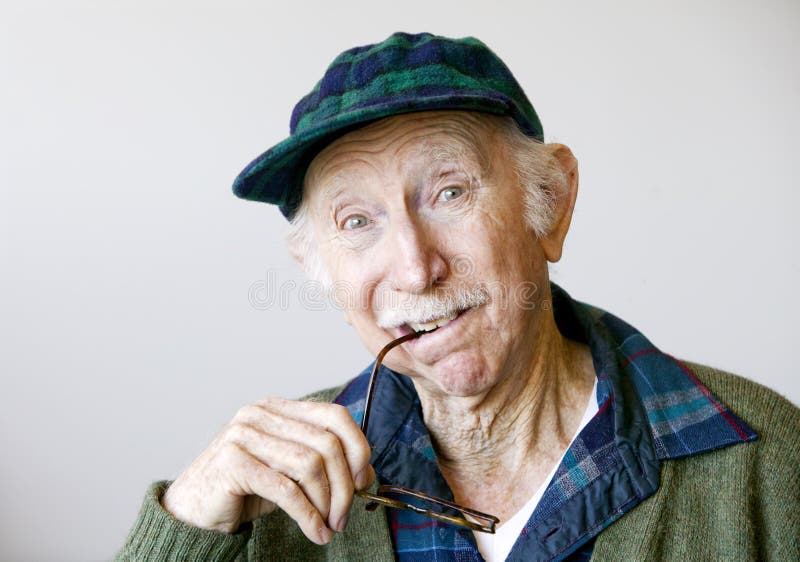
308 173 353 211
416 139 490 173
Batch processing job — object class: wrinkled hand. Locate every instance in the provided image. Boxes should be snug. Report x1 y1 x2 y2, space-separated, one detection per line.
161 397 375 545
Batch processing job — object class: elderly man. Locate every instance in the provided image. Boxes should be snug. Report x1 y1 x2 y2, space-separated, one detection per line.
117 33 799 561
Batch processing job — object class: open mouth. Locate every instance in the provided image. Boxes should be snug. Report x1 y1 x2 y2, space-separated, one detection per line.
395 308 470 338
406 310 459 333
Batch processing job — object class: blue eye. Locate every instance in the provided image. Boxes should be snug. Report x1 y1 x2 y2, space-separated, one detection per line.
344 215 368 229
439 186 465 202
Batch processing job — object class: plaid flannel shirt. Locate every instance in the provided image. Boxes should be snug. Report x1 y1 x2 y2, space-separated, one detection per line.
333 283 757 561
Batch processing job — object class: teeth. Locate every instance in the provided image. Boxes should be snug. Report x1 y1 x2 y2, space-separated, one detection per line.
408 311 458 333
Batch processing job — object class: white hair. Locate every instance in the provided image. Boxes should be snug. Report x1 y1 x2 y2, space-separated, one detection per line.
285 115 568 285
285 201 331 287
496 116 568 239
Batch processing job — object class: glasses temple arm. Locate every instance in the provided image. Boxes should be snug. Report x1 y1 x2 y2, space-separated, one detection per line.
360 331 423 435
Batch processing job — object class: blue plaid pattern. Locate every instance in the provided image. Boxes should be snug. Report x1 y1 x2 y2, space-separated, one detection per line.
334 283 757 561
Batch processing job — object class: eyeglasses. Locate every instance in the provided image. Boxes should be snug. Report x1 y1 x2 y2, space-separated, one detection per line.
354 331 499 534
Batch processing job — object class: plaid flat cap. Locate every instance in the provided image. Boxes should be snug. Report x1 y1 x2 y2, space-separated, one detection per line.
232 32 543 218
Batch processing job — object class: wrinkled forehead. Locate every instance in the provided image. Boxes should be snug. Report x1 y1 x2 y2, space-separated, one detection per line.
303 111 497 206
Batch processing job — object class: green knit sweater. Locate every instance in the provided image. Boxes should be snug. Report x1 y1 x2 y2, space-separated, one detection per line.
116 362 800 561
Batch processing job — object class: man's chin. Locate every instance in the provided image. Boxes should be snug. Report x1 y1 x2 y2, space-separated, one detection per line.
408 352 496 398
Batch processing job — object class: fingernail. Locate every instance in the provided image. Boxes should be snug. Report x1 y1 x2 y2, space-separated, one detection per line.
335 512 350 532
319 526 333 544
355 465 375 490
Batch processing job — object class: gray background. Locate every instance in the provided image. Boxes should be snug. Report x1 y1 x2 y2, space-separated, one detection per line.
1 1 798 560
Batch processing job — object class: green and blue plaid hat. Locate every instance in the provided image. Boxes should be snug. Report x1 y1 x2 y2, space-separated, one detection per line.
232 32 544 218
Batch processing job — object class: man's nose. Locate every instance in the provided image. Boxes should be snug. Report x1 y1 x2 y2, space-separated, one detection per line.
386 216 448 294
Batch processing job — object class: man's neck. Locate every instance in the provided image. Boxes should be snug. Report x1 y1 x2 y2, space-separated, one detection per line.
414 320 596 524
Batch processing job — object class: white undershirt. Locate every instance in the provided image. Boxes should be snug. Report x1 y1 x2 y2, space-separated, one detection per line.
473 379 599 562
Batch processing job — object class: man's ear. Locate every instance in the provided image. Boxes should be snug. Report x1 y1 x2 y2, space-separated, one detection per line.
539 144 579 263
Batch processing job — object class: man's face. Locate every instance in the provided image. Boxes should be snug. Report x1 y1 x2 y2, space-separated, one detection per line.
304 111 560 399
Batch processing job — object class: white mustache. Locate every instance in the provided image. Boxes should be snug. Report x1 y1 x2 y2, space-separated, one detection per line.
375 286 489 329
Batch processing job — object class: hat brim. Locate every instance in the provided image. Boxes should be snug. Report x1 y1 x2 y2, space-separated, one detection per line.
232 92 542 219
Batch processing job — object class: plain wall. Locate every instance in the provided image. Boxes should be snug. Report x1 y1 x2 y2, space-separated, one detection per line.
1 1 798 560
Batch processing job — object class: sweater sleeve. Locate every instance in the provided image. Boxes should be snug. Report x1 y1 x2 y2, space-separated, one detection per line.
114 481 250 562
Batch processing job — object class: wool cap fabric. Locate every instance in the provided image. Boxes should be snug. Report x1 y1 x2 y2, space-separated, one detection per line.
232 32 544 219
